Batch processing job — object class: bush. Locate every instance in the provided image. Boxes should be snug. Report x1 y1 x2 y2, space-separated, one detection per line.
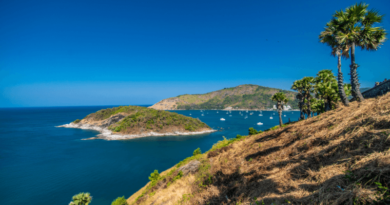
111 196 128 205
193 148 202 156
236 134 243 139
69 192 92 205
149 170 160 182
73 119 81 124
249 127 262 135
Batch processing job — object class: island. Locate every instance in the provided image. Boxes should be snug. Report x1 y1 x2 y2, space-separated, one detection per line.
58 106 215 140
149 84 299 110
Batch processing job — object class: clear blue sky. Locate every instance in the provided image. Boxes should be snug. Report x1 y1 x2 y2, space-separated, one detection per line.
1 0 389 107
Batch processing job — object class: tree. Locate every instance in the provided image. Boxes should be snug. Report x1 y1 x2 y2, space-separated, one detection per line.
149 170 160 182
69 193 92 205
111 196 128 205
291 80 305 120
319 20 350 106
333 3 387 102
271 92 288 127
301 77 315 118
193 148 202 156
314 70 338 111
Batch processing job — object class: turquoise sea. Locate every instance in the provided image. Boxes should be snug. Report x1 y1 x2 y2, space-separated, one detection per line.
0 106 300 205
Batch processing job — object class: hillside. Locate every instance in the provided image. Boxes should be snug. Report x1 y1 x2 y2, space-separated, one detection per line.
150 84 298 110
60 106 213 140
128 93 390 204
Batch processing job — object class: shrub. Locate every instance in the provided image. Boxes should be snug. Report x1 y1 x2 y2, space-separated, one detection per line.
149 170 160 182
236 134 243 139
193 148 202 156
73 119 81 124
249 127 262 135
111 196 128 205
69 192 92 205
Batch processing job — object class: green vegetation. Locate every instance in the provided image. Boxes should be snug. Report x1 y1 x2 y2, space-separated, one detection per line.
148 170 160 182
193 148 202 156
111 196 128 205
73 119 81 124
271 92 289 127
292 70 352 118
83 105 210 133
248 127 262 135
69 192 92 205
174 84 298 110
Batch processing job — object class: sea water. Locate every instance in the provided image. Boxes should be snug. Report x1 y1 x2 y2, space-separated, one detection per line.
0 106 300 205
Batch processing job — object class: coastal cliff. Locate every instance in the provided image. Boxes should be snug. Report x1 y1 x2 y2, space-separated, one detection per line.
58 106 214 140
128 93 390 204
149 84 299 110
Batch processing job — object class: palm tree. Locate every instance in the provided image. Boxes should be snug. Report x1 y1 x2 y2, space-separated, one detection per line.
301 77 315 118
334 3 387 102
319 20 350 106
69 193 92 205
314 70 338 111
291 80 305 120
271 92 288 127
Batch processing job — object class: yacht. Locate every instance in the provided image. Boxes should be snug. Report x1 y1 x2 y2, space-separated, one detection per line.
270 116 273 119
259 114 263 116
220 118 225 121
257 122 263 125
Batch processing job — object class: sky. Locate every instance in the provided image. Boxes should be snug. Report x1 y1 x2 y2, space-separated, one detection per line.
1 0 389 107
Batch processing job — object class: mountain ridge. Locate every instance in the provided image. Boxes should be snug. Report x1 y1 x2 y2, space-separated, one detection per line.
150 84 299 110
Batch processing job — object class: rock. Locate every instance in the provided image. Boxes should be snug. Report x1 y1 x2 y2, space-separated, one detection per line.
178 160 201 175
100 114 125 128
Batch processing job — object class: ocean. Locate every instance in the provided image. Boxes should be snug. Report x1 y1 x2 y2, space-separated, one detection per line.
0 106 300 205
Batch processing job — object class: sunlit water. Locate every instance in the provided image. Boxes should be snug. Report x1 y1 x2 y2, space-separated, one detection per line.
0 106 300 205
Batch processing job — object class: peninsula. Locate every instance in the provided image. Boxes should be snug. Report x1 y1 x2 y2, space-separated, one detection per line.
150 84 298 110
58 106 215 140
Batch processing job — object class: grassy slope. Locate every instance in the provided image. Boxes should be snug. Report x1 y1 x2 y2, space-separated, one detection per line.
83 106 210 133
173 84 298 110
128 93 390 205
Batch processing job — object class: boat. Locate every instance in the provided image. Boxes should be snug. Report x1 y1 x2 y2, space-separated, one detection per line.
201 114 204 116
229 115 232 117
270 117 273 119
257 122 263 125
259 114 263 116
189 113 192 115
220 118 225 121
284 115 286 117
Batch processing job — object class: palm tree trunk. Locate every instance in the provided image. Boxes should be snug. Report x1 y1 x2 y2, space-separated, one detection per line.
337 53 350 106
350 42 364 101
306 95 312 118
278 108 283 127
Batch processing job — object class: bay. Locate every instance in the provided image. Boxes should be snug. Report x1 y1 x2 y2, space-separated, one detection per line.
0 106 300 205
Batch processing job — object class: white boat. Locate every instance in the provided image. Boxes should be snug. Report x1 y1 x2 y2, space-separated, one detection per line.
190 113 192 115
220 118 225 121
201 114 204 116
257 122 263 125
259 114 263 116
270 117 273 119
229 115 232 117
217 111 219 113
284 115 286 117
273 113 275 115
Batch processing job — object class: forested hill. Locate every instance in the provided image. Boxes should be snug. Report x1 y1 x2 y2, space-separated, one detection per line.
150 84 298 110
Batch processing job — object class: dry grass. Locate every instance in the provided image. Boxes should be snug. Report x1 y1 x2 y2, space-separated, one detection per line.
129 93 390 205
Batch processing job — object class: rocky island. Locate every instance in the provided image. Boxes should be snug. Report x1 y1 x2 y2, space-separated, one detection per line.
58 106 215 140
